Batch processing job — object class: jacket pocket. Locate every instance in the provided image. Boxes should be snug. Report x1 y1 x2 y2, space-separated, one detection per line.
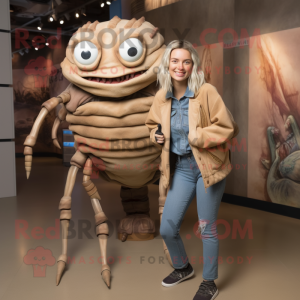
205 143 228 171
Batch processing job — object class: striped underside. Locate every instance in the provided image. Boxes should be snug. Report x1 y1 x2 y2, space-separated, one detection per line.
67 97 162 187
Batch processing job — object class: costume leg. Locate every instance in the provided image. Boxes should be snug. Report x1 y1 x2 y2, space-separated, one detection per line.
56 165 79 285
24 94 69 178
118 186 155 242
120 186 150 216
83 158 110 288
52 105 68 149
57 150 88 285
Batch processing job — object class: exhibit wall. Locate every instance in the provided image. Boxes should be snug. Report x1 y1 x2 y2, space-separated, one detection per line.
144 0 183 11
196 43 224 97
12 37 70 154
132 0 300 208
248 29 300 208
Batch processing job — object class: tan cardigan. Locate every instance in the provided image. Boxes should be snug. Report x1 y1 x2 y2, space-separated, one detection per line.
145 83 239 193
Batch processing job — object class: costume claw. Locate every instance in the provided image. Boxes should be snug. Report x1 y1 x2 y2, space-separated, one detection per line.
56 261 66 285
24 153 32 179
101 265 111 288
118 214 155 241
53 138 61 149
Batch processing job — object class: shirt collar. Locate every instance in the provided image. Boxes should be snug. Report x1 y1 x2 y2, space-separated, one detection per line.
165 85 194 99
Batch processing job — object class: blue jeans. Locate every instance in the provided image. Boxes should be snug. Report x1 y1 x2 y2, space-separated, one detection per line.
160 152 226 280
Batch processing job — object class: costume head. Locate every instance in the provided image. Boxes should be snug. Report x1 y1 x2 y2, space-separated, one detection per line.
61 16 166 98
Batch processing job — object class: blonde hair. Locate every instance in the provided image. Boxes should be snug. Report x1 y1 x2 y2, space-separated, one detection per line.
157 40 205 94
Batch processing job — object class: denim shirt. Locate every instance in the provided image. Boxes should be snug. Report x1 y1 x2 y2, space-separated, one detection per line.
166 86 194 155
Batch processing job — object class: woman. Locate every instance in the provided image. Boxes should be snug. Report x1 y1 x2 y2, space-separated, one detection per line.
145 40 239 300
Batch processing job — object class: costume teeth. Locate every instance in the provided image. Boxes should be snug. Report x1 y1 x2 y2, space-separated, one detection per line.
84 71 145 84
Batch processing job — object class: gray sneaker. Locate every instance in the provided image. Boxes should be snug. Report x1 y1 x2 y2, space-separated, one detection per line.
162 263 194 287
193 280 219 300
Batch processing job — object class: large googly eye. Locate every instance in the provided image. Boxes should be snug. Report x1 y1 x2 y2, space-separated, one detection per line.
74 41 99 65
119 38 144 62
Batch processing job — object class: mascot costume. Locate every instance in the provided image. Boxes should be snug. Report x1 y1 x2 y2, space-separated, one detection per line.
24 16 172 287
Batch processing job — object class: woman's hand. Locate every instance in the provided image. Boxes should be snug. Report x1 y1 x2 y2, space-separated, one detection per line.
155 123 165 144
155 133 165 144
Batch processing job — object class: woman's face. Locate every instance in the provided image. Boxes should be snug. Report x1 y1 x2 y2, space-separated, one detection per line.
168 48 193 83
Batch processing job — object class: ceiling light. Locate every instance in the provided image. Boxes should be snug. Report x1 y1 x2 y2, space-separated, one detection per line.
100 1 105 7
10 10 14 13
59 17 64 24
35 47 38 51
106 1 111 5
45 42 49 46
37 22 43 30
48 16 54 22
75 11 80 18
